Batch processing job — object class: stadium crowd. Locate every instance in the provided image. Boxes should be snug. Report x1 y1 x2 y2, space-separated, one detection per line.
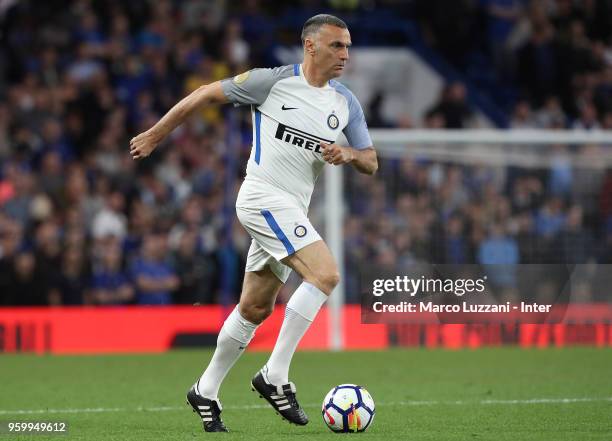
417 0 612 129
0 0 610 306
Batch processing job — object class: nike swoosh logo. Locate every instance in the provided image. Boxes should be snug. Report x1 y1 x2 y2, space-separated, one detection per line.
282 105 298 110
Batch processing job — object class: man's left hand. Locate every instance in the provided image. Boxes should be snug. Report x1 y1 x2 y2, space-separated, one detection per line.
321 143 354 165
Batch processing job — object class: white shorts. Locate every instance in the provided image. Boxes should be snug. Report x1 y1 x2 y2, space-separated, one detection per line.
236 206 322 283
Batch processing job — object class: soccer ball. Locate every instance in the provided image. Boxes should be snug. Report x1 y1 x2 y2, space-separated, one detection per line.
321 384 375 433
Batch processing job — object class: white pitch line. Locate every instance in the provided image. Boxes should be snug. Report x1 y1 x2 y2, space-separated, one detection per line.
385 397 612 406
0 397 610 416
481 397 612 405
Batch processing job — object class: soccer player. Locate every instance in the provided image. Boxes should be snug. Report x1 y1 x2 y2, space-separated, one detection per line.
130 14 377 432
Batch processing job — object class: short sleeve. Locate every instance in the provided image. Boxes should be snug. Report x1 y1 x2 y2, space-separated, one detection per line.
221 65 294 106
330 81 373 150
343 97 372 149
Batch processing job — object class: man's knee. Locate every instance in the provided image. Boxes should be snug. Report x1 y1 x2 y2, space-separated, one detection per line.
239 302 274 324
307 270 340 295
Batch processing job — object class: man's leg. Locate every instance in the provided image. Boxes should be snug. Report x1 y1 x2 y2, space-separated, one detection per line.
188 266 282 432
195 266 283 399
264 239 338 385
250 240 337 425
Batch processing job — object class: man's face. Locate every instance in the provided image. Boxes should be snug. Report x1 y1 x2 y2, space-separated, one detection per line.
307 24 352 79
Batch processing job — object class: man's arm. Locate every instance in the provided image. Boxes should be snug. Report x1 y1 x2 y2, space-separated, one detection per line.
130 81 228 160
321 143 378 175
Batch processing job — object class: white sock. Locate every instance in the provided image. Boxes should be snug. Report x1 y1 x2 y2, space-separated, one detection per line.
265 282 328 385
196 306 258 399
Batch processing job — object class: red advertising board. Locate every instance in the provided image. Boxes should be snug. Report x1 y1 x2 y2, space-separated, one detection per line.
0 305 388 354
0 305 609 354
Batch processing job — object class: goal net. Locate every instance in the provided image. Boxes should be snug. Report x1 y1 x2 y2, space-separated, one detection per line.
313 129 612 348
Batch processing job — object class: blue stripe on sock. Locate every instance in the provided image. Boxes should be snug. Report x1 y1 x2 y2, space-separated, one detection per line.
260 210 295 255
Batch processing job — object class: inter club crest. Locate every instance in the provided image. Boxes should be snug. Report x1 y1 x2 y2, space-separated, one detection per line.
327 113 339 130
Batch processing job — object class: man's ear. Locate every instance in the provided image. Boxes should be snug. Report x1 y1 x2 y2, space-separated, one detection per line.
304 37 316 56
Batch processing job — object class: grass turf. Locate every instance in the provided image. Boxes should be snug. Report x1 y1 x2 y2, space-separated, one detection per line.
0 348 611 440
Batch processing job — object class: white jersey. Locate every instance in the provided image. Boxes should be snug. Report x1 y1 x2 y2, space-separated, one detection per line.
221 63 372 212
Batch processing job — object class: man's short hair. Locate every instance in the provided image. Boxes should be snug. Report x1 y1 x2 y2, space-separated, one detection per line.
301 14 347 45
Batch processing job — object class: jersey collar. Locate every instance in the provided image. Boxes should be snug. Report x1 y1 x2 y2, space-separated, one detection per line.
297 63 332 90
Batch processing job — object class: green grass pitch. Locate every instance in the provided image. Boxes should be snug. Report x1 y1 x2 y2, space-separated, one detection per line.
1 348 611 440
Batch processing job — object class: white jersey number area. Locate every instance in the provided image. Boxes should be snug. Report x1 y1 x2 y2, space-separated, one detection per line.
221 63 372 212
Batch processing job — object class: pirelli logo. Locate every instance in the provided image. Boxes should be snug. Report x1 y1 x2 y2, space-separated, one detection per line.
275 123 333 153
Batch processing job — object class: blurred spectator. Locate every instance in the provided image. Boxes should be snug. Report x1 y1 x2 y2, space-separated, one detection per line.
560 205 594 263
423 110 446 129
131 232 179 305
92 190 128 241
441 214 469 264
416 0 479 67
512 211 539 263
478 223 519 265
517 19 556 105
572 102 601 130
38 150 64 203
510 100 537 128
535 197 566 238
484 0 524 74
39 118 73 164
478 223 519 290
48 245 90 305
599 169 612 224
548 145 573 196
0 215 23 304
534 96 566 128
6 249 48 305
223 19 250 69
428 83 473 128
172 230 216 305
169 195 218 253
2 164 35 227
34 219 62 283
90 241 134 305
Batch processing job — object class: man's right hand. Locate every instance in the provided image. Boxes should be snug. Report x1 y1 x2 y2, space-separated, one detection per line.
130 130 162 160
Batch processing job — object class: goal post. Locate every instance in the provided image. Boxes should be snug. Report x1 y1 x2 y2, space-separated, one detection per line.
325 129 612 350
